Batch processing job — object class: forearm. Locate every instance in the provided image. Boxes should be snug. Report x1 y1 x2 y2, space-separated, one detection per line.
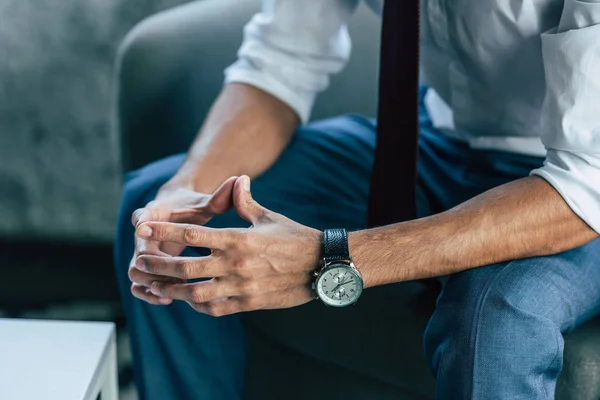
350 176 599 288
167 83 299 193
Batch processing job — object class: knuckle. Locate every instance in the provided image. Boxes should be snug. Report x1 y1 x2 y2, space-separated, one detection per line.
151 225 165 240
183 225 202 245
232 256 249 272
243 197 256 209
175 260 195 279
190 287 206 304
205 303 224 317
232 230 252 250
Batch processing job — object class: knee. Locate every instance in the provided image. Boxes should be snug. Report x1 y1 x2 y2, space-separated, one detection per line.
424 263 564 372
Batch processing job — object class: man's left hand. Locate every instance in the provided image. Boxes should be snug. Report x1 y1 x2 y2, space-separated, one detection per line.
133 176 323 316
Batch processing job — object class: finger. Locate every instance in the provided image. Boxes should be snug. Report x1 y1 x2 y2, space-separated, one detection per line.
135 219 172 258
131 284 172 305
206 176 238 214
158 242 187 257
137 222 233 249
198 285 312 316
128 264 185 287
191 295 267 317
150 279 234 304
137 235 183 258
136 255 225 279
131 207 149 227
191 297 242 317
135 235 165 256
133 203 183 258
233 176 268 225
132 202 168 228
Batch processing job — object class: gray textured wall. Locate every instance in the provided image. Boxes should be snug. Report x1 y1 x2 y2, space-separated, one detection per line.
0 0 191 242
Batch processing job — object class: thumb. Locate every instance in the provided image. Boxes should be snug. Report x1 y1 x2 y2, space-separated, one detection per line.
206 176 238 214
233 176 267 224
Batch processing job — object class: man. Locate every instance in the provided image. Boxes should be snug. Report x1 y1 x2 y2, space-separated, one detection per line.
115 0 600 399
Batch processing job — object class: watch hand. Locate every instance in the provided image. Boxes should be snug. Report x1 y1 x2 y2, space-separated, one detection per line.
339 280 354 287
331 279 345 292
331 284 342 295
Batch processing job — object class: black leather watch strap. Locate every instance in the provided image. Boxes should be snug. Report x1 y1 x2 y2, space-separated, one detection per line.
323 229 350 263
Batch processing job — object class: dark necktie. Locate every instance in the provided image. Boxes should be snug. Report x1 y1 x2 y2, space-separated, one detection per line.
367 0 421 227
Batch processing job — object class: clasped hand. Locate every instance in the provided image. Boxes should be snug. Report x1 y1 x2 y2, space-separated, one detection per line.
129 176 322 317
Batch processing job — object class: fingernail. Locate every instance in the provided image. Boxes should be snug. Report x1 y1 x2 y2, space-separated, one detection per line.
243 176 251 192
137 224 152 238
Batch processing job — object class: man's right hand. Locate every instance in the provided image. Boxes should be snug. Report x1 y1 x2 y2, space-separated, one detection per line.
128 176 239 305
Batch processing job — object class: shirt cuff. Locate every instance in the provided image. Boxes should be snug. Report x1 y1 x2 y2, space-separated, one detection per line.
531 149 600 233
224 60 316 124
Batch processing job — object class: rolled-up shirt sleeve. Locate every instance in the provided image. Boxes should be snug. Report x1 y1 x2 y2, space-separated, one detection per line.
531 0 600 233
224 0 359 124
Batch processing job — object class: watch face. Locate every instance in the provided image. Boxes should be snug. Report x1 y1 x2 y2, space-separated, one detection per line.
315 264 363 307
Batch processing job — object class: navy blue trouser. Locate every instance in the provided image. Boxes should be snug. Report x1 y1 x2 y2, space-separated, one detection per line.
115 103 600 399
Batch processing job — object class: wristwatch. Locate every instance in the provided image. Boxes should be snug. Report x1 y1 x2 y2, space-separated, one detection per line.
312 228 364 307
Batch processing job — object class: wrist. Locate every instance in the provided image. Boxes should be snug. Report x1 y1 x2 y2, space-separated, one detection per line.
347 230 373 287
348 227 412 288
312 229 325 266
156 177 195 198
160 170 218 196
314 228 364 307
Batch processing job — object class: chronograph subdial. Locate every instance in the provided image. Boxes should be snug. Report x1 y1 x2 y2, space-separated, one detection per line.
333 286 346 299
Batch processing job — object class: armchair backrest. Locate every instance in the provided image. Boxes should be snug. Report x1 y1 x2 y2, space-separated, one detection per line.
116 0 380 172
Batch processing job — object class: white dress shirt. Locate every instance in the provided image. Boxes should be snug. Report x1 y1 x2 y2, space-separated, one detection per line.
224 0 600 233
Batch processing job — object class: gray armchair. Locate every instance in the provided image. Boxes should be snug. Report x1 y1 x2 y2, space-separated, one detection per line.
114 0 600 398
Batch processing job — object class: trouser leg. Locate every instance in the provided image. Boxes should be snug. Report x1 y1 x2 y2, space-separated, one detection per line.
424 240 600 399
